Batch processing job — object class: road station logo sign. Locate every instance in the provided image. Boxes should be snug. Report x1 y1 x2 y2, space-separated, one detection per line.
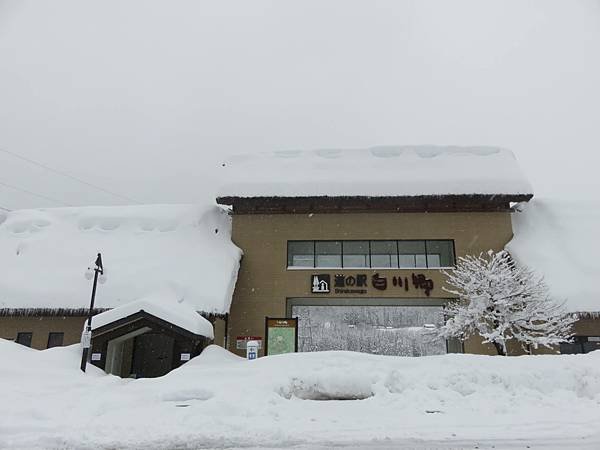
310 272 434 296
311 274 330 293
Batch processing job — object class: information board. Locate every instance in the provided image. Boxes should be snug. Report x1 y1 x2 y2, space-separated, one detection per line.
236 336 263 350
265 318 298 356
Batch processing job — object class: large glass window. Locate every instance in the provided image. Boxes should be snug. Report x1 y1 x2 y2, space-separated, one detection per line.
315 241 342 267
287 240 455 268
370 241 398 268
288 241 314 267
426 240 455 268
343 241 369 268
398 241 427 268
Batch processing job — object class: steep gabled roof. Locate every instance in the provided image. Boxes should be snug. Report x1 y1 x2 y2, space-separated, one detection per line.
0 204 241 315
507 198 600 314
91 288 214 338
217 147 533 207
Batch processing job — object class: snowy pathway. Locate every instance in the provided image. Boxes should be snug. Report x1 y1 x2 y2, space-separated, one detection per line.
1 341 599 450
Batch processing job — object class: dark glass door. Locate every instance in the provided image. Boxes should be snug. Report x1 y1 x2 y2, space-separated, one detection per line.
131 333 174 378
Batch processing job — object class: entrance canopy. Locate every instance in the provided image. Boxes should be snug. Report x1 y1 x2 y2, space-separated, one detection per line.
89 289 213 378
90 289 214 338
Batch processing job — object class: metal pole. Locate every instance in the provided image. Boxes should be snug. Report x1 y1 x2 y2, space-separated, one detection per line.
80 260 100 372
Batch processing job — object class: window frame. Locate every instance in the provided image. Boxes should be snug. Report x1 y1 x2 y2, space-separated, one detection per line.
287 239 456 270
287 240 315 268
341 240 370 268
47 332 64 349
315 240 343 268
16 332 33 347
369 240 399 268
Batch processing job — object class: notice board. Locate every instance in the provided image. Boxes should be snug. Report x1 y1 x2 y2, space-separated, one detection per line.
264 317 298 356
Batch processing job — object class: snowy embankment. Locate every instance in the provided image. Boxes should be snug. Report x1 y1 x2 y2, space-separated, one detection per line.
1 341 599 449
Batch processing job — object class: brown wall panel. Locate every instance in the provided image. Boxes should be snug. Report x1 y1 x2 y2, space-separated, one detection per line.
0 316 86 350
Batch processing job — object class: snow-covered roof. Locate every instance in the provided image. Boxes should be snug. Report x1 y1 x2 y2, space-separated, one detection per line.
217 146 533 199
507 198 600 314
0 204 241 315
90 288 214 338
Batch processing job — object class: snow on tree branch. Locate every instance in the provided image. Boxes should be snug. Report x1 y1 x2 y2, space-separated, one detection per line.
438 250 575 356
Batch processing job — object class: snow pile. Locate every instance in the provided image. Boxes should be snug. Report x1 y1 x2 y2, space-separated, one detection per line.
217 146 533 199
507 197 600 314
90 287 214 338
0 204 241 314
1 340 599 449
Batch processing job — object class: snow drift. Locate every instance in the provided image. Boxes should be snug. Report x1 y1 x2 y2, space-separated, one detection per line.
0 204 241 314
1 340 599 449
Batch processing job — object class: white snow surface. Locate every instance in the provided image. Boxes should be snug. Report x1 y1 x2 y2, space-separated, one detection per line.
217 146 533 199
0 204 241 314
507 197 600 314
90 288 214 338
1 340 599 449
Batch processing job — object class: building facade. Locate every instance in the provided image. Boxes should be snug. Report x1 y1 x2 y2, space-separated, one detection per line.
218 195 531 357
214 146 599 357
2 148 599 365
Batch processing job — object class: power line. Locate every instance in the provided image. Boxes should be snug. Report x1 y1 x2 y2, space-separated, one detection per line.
0 147 141 204
0 179 71 206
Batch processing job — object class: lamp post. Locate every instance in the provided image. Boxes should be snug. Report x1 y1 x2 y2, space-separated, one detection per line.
80 253 106 372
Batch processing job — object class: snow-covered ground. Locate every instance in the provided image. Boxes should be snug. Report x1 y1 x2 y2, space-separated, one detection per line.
1 340 599 450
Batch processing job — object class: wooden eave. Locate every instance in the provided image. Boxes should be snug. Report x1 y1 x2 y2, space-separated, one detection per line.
0 307 227 320
0 307 109 317
216 194 533 214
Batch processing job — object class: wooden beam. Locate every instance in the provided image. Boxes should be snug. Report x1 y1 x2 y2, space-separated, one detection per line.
216 194 532 214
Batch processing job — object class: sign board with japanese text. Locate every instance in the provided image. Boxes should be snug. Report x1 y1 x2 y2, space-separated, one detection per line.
310 272 435 296
264 318 298 356
236 336 263 350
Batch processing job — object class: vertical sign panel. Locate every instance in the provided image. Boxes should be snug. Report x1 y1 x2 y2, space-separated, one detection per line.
265 317 298 356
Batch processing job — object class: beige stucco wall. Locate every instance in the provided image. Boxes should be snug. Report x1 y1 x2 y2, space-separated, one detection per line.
228 211 515 356
0 316 87 350
213 317 227 348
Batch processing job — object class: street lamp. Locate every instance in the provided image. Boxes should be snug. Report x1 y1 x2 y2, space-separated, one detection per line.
80 253 105 372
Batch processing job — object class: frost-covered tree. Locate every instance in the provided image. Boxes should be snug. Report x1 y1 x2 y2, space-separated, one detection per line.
438 250 575 356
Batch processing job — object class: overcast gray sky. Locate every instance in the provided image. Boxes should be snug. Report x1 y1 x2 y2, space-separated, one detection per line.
0 0 599 210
